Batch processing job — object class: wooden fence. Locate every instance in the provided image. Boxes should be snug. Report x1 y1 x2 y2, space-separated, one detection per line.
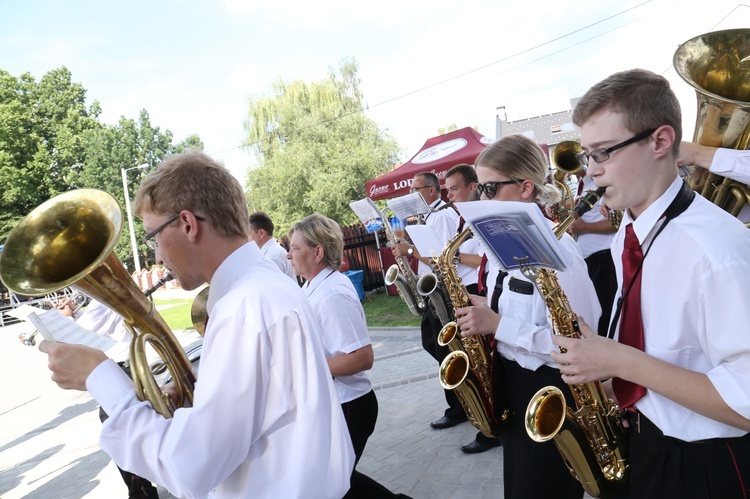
341 224 386 292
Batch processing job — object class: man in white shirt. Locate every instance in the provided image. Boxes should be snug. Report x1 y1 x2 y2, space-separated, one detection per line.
677 142 750 223
39 150 354 499
555 69 750 497
248 211 296 280
391 172 468 430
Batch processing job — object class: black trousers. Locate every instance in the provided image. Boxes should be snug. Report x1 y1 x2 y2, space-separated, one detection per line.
420 283 478 418
502 359 584 499
342 390 406 499
626 413 750 498
99 362 159 499
585 249 618 336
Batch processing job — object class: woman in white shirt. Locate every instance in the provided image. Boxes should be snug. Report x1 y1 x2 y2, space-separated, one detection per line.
288 213 408 499
455 134 600 499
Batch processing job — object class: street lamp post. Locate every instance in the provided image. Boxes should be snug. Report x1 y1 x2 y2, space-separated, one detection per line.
121 163 149 274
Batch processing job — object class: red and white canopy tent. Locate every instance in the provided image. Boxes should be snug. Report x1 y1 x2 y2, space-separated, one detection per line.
365 127 494 200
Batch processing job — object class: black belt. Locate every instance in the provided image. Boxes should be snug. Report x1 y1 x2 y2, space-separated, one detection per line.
627 410 750 445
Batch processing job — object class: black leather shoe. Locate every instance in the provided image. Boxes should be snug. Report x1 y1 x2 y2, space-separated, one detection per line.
430 413 467 429
461 437 501 454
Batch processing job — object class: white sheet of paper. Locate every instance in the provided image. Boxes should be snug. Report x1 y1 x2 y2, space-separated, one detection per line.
386 192 430 221
405 225 446 260
349 197 382 223
26 309 117 351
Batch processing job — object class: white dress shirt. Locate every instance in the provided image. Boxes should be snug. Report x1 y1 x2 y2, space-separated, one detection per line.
613 176 750 441
487 209 601 371
710 148 750 222
76 299 131 363
303 268 373 404
258 237 296 280
88 243 354 498
575 175 615 259
418 199 459 275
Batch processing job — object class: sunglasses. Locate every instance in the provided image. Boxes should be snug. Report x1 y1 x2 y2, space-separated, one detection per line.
476 180 518 199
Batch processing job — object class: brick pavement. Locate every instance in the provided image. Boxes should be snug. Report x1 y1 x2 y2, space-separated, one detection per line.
0 322 512 498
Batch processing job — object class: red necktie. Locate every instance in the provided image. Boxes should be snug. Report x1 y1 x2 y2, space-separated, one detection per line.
612 223 647 410
457 216 465 233
576 178 585 197
477 254 488 296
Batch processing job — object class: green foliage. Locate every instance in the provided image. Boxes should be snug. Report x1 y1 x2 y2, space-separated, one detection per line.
362 289 421 327
155 300 195 330
0 66 204 271
243 58 402 234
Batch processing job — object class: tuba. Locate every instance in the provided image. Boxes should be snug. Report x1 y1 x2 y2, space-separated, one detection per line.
437 228 509 437
674 29 750 217
522 187 629 498
551 141 585 222
0 189 196 418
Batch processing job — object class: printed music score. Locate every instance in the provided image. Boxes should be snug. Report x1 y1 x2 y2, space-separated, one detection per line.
349 198 384 233
26 308 117 351
386 192 430 222
455 200 567 272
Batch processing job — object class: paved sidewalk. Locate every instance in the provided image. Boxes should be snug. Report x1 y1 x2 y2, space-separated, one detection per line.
0 321 507 498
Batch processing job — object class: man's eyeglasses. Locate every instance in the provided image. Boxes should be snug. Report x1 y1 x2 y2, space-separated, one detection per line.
576 128 657 166
409 185 431 193
476 180 518 199
145 214 206 250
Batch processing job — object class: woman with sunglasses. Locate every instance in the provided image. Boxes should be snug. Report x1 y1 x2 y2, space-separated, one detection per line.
455 134 601 499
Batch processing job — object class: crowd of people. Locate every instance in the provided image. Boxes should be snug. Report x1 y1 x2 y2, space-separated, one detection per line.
31 66 750 499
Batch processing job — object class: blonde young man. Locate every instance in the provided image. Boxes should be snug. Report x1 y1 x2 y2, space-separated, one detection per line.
39 150 354 498
554 69 750 498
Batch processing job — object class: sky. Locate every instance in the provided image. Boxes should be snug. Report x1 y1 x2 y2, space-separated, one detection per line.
1 0 749 184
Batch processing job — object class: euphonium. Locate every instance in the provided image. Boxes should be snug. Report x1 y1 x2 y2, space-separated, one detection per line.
522 187 629 498
551 141 585 222
674 29 750 218
382 216 427 316
0 189 196 418
437 228 509 437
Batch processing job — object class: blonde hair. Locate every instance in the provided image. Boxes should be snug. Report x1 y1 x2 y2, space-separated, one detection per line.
475 135 561 206
134 150 249 239
288 213 344 270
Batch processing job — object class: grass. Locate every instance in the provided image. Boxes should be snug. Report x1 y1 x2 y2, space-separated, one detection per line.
154 288 421 331
154 299 195 330
361 289 422 327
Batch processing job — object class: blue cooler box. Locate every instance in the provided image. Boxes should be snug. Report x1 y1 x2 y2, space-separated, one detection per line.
343 270 365 301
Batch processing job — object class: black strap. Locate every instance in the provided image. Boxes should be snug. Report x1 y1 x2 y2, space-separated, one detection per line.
607 181 694 339
491 270 508 313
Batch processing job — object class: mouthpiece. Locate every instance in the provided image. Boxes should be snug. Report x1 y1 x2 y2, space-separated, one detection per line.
144 271 174 297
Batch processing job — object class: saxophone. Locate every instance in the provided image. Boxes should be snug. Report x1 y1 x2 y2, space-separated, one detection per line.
522 187 629 499
382 216 427 316
437 228 509 437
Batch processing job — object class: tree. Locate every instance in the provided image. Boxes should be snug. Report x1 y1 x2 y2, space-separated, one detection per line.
243 59 401 233
0 67 204 274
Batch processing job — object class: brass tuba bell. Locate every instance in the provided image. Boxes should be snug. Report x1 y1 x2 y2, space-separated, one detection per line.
0 189 196 418
674 28 750 217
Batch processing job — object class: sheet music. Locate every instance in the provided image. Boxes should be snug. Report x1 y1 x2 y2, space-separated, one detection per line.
455 200 567 272
405 225 445 260
26 309 117 351
349 197 382 221
386 192 430 221
349 197 385 233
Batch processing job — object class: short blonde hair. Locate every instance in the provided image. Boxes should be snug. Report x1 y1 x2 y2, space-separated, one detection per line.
289 213 343 270
475 135 561 206
134 150 249 239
